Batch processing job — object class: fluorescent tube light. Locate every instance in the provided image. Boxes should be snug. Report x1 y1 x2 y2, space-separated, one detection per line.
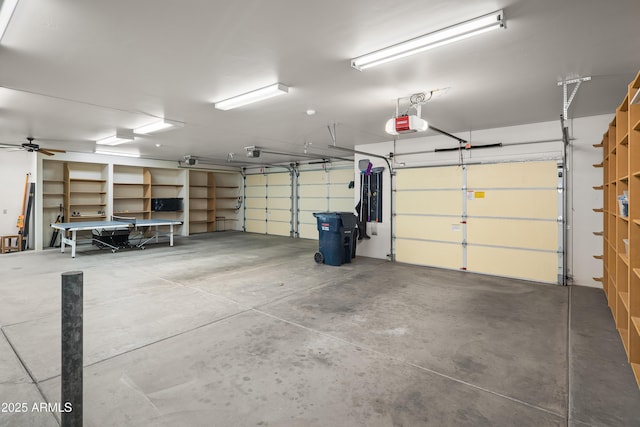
96 129 135 146
351 10 505 71
0 0 18 42
214 83 289 111
95 150 140 158
134 119 183 134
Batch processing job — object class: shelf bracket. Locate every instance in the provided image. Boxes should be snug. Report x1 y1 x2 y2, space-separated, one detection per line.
557 76 591 120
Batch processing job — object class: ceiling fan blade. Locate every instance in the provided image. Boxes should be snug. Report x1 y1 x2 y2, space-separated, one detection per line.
38 149 56 156
41 148 66 153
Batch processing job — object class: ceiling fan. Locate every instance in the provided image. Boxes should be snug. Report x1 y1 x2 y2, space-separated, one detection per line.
0 137 67 156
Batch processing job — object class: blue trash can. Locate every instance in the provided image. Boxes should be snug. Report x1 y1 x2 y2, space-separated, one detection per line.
313 212 357 266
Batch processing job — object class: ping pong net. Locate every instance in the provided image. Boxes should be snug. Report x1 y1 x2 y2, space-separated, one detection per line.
111 216 137 226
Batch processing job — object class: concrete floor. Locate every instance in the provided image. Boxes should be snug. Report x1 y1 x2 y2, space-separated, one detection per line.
1 232 639 426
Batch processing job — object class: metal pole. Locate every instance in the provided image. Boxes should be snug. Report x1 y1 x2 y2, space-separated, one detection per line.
61 271 83 427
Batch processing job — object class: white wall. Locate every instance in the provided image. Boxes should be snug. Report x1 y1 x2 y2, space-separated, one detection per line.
356 114 610 288
0 151 36 247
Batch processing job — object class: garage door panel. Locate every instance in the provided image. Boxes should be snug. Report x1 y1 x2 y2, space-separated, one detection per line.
299 185 327 198
396 167 462 190
466 190 557 219
299 171 328 185
329 183 354 198
267 198 290 210
467 218 557 250
245 219 266 234
267 222 290 236
396 240 461 270
396 216 462 243
329 169 354 182
246 175 267 186
330 199 355 212
245 209 266 221
268 186 290 198
299 198 328 211
268 173 290 186
467 161 558 188
245 186 266 198
299 223 318 240
245 198 266 209
396 191 462 215
267 210 291 222
466 246 557 283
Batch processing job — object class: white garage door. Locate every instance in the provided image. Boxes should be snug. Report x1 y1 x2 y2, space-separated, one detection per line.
244 172 292 236
297 167 355 240
395 160 562 284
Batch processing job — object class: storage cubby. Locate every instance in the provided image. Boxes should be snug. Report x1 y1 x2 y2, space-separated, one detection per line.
597 70 640 387
188 170 216 234
113 165 152 219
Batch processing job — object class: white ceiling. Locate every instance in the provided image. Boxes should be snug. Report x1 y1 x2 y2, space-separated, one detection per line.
0 0 638 164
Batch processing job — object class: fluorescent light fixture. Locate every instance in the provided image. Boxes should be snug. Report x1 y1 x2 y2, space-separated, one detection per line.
214 83 289 110
96 129 135 146
0 0 19 42
351 10 505 71
134 118 183 134
95 149 140 158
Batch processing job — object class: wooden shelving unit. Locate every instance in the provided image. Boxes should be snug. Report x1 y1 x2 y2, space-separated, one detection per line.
64 163 107 222
113 166 152 219
597 70 640 388
188 171 217 234
149 168 185 228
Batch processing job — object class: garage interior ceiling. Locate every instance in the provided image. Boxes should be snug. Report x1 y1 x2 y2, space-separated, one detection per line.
0 0 638 164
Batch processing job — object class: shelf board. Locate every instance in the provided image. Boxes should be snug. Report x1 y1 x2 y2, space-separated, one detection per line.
189 185 209 188
593 231 603 236
70 191 106 194
633 171 640 178
113 196 144 200
634 220 640 227
70 215 107 219
633 364 640 389
593 208 604 213
620 292 630 312
113 211 146 215
217 197 239 200
593 163 604 168
189 197 209 200
593 255 603 260
70 178 106 183
620 328 629 353
69 204 106 207
151 184 183 187
620 216 629 222
634 118 640 131
216 186 239 189
619 134 629 145
593 143 604 148
634 269 640 281
620 253 630 267
593 185 604 190
621 175 629 182
634 318 640 337
114 182 144 186
216 208 239 211
593 277 603 282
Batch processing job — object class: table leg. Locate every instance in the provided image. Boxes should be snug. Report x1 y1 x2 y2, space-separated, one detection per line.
71 230 77 258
